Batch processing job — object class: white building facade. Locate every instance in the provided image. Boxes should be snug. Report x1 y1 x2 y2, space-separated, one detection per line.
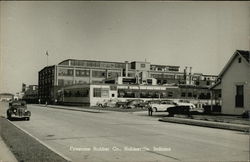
212 50 250 115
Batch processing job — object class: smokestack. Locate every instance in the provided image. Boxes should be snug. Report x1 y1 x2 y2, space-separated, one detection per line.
125 61 129 77
189 67 192 85
189 67 192 75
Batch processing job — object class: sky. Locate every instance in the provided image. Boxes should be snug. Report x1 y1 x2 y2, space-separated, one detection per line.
0 1 250 94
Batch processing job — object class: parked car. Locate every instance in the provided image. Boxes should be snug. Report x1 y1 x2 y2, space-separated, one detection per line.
7 100 31 120
96 99 119 108
116 101 128 108
167 106 190 117
174 99 204 113
124 99 144 109
138 100 161 109
241 110 250 118
149 100 177 112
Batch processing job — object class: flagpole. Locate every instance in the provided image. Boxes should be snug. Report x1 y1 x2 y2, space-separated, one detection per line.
46 51 49 67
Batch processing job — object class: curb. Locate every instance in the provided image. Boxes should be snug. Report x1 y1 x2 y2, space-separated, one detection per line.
159 117 250 132
2 118 72 162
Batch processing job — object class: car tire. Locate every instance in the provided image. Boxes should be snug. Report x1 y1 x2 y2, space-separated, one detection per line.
26 117 30 121
7 115 11 120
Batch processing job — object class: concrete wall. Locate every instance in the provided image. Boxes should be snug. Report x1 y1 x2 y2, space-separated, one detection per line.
221 55 250 115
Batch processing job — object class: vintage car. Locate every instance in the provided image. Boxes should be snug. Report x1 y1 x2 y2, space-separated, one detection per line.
7 100 31 120
96 99 120 108
124 99 144 109
149 100 177 112
175 100 204 113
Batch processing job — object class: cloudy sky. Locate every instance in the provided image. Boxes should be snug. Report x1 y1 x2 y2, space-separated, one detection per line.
1 1 250 94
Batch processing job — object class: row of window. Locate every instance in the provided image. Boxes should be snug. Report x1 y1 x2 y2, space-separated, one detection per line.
58 80 74 86
116 89 212 99
64 88 89 97
151 74 185 80
58 68 121 78
118 89 174 98
71 60 125 69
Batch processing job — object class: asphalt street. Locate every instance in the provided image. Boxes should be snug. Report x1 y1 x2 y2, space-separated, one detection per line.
1 102 249 162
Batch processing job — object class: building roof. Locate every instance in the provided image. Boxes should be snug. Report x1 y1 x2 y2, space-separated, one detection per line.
238 50 249 62
0 93 14 96
58 59 125 65
218 50 249 78
210 50 249 89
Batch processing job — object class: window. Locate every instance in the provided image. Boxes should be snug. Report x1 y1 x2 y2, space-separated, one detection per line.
93 88 109 98
108 72 121 78
58 69 74 76
58 79 64 86
188 92 192 97
92 71 106 78
93 88 101 97
76 70 90 77
101 89 109 98
238 57 241 63
181 92 186 97
141 64 145 68
235 85 244 107
168 92 173 97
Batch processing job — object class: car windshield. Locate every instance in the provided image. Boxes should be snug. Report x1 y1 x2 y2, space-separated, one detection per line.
179 100 190 103
11 101 26 106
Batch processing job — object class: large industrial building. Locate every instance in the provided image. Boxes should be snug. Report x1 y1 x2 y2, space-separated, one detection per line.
38 59 217 104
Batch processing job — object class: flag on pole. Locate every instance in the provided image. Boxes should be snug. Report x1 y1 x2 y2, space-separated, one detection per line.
46 51 49 56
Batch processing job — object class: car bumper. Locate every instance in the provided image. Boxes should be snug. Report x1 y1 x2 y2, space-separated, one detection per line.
10 114 30 118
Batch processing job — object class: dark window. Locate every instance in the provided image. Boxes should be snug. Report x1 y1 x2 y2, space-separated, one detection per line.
168 92 173 97
206 93 211 99
238 57 241 63
181 92 186 97
93 88 101 97
199 93 205 99
188 92 192 97
235 85 244 107
147 79 153 85
122 78 137 84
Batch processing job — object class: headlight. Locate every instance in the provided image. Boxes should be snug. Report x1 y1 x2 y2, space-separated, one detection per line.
25 110 27 112
13 109 17 112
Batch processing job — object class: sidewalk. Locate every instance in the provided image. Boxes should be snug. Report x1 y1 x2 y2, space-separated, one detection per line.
159 117 250 132
0 136 17 162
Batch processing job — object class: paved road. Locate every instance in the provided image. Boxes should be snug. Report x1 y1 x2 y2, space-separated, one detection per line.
1 103 249 162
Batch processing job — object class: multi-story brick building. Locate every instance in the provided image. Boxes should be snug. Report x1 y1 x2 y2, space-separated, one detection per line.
38 59 217 103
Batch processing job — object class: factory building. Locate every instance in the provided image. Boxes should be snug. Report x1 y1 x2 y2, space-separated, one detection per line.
38 59 217 104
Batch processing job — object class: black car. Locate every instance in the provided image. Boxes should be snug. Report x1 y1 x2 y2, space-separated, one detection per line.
7 100 31 120
124 99 144 109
